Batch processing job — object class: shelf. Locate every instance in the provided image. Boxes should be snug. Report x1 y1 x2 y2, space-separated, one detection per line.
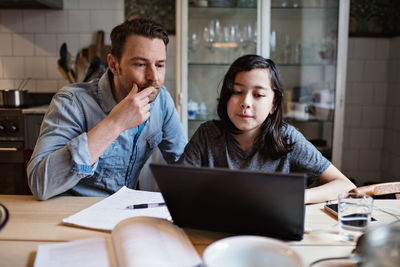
189 6 256 10
188 62 335 67
271 5 338 9
188 6 256 18
188 62 231 66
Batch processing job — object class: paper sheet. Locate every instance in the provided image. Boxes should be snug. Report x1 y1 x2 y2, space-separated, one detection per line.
62 186 171 231
34 237 116 267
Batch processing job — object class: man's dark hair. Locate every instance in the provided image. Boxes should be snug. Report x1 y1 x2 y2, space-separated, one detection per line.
110 17 169 62
216 54 294 159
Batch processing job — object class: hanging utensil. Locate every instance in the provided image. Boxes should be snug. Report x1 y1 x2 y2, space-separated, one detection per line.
58 42 75 83
17 77 31 91
83 56 101 82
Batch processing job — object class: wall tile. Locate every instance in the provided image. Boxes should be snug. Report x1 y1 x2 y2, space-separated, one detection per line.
361 106 386 128
12 34 34 56
386 84 400 107
23 10 46 33
341 149 358 172
79 33 94 49
0 10 23 33
372 83 387 105
370 129 384 149
113 12 124 27
47 56 63 79
346 60 364 82
350 82 373 105
25 57 47 79
45 11 68 33
36 79 58 92
90 10 115 33
344 105 361 127
389 37 400 59
34 34 57 56
387 60 398 83
394 107 400 132
359 150 381 172
101 0 124 9
0 79 14 89
345 82 352 103
63 0 79 9
375 39 390 60
353 38 376 59
79 0 102 9
347 38 355 59
0 34 12 55
364 60 388 82
68 10 91 33
349 128 370 149
2 57 24 78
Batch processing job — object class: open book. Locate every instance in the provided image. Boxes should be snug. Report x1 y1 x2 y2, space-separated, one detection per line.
34 216 202 267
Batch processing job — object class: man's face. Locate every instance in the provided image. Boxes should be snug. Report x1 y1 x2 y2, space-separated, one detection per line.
110 34 166 103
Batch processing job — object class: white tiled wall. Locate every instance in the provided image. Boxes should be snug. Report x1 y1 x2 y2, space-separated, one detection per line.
342 37 400 185
0 0 124 92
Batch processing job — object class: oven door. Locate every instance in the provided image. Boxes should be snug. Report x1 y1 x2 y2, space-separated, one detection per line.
0 141 26 194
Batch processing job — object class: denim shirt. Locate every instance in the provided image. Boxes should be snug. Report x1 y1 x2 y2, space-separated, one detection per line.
28 70 187 200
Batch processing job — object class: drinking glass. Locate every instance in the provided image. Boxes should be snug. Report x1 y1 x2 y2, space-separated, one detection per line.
338 192 373 242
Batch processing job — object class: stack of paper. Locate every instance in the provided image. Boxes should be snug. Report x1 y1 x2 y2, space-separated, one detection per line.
62 186 171 231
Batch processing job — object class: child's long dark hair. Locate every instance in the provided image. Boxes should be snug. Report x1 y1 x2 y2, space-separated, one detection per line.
216 55 294 159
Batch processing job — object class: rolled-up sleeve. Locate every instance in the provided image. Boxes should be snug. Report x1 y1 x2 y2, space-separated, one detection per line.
27 90 99 200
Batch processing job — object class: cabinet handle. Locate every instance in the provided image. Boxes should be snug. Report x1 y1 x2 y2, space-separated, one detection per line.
0 147 19 151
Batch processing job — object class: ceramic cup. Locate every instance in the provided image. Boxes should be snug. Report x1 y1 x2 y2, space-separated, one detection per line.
203 235 303 267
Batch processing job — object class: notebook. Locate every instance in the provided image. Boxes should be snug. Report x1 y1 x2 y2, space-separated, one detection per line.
150 163 307 241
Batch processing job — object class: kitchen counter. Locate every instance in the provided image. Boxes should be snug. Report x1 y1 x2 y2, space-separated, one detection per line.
22 105 49 114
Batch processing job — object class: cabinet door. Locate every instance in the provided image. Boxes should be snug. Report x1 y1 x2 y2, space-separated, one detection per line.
177 1 260 137
24 114 44 149
176 0 349 165
270 0 349 164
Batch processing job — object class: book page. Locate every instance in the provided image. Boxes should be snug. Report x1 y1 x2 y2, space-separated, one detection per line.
34 237 118 267
112 217 202 267
62 186 171 231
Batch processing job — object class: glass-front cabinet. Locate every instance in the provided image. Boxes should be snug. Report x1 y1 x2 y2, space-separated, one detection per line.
176 0 349 166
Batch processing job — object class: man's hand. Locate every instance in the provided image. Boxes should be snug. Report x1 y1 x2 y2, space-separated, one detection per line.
87 84 156 164
108 84 156 133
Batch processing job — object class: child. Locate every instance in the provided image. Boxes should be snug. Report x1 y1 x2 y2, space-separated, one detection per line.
178 55 355 204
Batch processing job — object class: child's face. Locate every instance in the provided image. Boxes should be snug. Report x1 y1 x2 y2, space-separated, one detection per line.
227 68 276 138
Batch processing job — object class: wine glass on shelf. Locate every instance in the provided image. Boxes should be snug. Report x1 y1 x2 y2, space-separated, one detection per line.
188 31 199 63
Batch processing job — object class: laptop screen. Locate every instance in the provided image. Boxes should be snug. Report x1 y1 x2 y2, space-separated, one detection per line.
150 163 307 241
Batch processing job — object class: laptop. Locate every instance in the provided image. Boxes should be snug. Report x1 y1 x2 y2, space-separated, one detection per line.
150 163 307 241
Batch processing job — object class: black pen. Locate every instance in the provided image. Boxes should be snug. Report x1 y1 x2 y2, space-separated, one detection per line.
126 202 166 209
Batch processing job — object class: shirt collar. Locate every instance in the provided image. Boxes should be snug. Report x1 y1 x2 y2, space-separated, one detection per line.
98 69 117 114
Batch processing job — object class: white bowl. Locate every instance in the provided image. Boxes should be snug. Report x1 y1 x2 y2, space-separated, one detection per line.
203 235 304 267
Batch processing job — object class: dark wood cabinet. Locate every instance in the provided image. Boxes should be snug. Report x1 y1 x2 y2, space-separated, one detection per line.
24 113 44 149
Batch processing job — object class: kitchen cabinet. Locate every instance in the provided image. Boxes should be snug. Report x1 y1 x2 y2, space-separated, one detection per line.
0 0 63 9
23 106 48 150
176 0 349 167
24 114 44 149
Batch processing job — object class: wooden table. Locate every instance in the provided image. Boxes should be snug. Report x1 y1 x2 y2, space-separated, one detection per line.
0 195 398 267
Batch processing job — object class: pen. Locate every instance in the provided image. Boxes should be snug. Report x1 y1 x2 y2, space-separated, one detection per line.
126 202 166 209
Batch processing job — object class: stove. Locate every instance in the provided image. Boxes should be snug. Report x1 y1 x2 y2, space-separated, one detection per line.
0 93 53 194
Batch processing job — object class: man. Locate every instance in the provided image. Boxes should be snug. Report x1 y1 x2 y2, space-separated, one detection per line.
28 18 187 200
